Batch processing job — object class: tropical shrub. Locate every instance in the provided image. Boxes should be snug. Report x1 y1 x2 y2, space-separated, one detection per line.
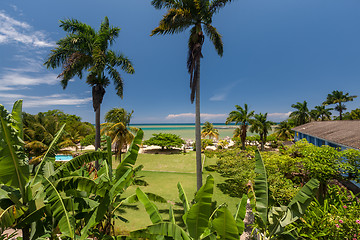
144 133 185 150
289 185 360 239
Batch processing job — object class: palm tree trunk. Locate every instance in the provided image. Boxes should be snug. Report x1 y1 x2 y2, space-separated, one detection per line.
241 124 246 150
95 105 101 169
195 58 202 190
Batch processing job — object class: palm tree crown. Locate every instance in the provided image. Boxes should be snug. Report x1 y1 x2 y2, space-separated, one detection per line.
201 121 219 140
44 17 134 167
289 101 310 126
226 104 254 150
310 105 333 121
102 108 137 161
323 90 357 120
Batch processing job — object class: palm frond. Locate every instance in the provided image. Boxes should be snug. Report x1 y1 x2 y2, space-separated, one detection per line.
209 0 233 14
151 9 193 36
203 24 223 56
151 0 183 9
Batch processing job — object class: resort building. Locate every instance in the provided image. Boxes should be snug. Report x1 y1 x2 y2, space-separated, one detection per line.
292 120 360 150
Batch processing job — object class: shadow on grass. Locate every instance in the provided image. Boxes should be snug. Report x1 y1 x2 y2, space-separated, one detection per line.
142 148 184 155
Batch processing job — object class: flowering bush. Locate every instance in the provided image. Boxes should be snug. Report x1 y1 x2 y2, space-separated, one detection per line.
290 185 360 239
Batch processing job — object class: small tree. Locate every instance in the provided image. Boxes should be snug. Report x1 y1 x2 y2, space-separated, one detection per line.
143 133 185 150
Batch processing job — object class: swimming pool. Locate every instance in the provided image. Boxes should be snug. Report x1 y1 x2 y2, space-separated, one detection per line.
55 155 73 161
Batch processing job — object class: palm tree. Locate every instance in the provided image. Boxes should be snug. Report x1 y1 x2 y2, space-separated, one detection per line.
101 108 137 161
274 121 293 140
151 0 231 190
310 105 333 121
323 90 357 120
250 113 274 151
289 101 310 126
201 121 219 140
226 104 254 150
44 17 134 168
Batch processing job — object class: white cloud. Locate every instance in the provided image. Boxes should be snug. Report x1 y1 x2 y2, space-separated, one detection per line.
0 72 58 89
166 113 227 121
0 93 91 107
267 112 292 121
0 11 55 47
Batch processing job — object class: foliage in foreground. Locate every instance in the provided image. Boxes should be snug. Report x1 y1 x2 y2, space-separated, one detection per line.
251 150 319 239
289 185 360 239
131 175 247 240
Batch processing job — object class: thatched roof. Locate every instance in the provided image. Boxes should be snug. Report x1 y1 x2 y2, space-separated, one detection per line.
292 120 360 149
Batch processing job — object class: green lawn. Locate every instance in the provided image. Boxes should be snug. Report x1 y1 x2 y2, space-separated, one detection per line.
115 151 241 234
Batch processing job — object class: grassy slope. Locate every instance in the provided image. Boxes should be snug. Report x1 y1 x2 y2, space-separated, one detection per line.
116 151 240 234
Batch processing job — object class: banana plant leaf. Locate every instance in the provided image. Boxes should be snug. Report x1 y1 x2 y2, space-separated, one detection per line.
130 222 191 240
0 103 29 195
186 175 214 240
115 129 143 179
10 100 23 139
254 150 268 228
280 178 319 227
32 124 66 184
136 187 163 224
0 204 26 229
54 176 106 197
234 194 247 234
43 176 74 239
177 182 190 214
211 206 239 240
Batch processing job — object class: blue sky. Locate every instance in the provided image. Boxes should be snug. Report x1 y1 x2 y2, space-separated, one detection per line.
0 0 360 124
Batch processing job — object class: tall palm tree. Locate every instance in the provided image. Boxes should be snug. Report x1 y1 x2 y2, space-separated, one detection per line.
289 101 310 126
323 90 357 120
44 17 134 168
151 0 231 189
201 121 219 140
250 113 274 151
274 121 293 140
101 108 137 161
226 104 254 150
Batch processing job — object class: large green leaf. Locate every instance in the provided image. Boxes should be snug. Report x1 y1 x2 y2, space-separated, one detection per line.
43 176 74 239
115 129 143 179
105 135 113 178
177 182 190 214
234 194 247 234
211 206 239 240
54 176 105 197
280 178 319 227
10 100 23 139
0 104 29 195
131 222 191 240
254 150 268 228
0 204 26 229
32 124 66 183
136 187 162 224
109 168 133 200
186 175 214 239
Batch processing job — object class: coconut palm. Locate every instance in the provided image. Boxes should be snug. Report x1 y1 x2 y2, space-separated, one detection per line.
101 108 137 161
151 0 231 189
250 113 274 151
310 105 333 121
226 104 254 150
323 90 357 120
44 17 134 168
289 101 310 126
201 121 219 140
274 120 293 140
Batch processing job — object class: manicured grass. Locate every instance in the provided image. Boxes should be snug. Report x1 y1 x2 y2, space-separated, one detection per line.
115 151 241 234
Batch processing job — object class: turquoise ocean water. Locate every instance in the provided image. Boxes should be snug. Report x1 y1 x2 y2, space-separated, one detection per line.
130 123 257 140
